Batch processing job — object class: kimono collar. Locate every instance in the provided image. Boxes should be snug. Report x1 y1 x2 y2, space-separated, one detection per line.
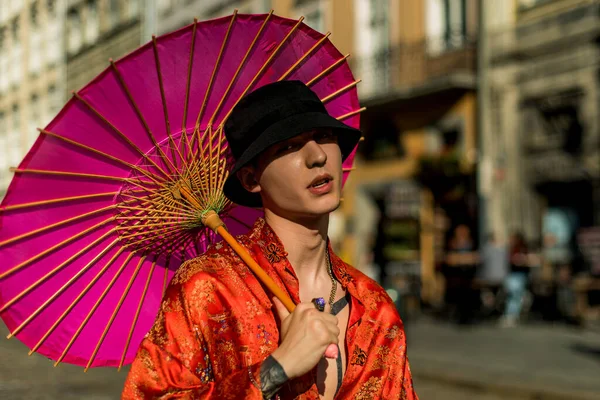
248 218 356 291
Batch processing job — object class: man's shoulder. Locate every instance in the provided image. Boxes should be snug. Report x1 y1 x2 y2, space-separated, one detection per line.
342 262 397 310
170 238 247 286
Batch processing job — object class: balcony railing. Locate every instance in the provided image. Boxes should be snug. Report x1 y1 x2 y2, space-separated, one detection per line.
351 36 477 101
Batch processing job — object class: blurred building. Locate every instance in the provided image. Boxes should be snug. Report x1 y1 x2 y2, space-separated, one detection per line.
484 0 600 274
340 0 479 305
65 0 142 93
0 0 67 198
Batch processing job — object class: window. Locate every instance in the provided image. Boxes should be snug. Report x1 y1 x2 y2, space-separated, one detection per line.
296 0 323 32
29 94 40 146
67 8 82 54
125 0 139 20
85 0 99 44
46 13 61 65
11 18 22 86
10 104 22 166
0 28 7 93
29 3 43 75
0 112 7 187
110 0 121 27
426 0 467 55
46 84 62 122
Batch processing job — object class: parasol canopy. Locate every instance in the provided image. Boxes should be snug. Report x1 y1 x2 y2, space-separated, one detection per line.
0 11 363 370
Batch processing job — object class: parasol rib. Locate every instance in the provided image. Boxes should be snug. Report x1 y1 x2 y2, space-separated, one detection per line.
306 54 350 87
118 256 158 370
179 18 198 157
40 129 165 185
85 255 146 371
163 257 171 297
107 62 177 174
72 91 171 179
205 10 272 128
55 252 136 367
5 236 119 337
0 192 117 212
195 11 238 129
9 168 158 192
343 167 355 172
278 32 332 81
28 248 126 355
321 80 361 103
219 16 306 125
152 36 187 168
0 217 114 280
0 204 116 249
336 107 366 121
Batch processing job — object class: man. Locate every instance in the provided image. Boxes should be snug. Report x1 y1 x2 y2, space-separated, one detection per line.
122 81 418 399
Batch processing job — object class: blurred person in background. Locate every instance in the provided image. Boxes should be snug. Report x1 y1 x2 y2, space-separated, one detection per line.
477 232 509 318
500 232 533 327
445 224 480 325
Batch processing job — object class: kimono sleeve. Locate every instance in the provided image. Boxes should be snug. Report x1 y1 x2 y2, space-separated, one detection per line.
381 307 419 400
121 276 264 400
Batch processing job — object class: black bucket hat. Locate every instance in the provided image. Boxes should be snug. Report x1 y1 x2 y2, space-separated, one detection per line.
223 80 362 208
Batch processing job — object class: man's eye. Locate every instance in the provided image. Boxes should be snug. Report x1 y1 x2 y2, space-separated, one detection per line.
315 131 336 142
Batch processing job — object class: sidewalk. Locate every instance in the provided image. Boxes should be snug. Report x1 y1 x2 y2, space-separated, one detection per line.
406 318 600 400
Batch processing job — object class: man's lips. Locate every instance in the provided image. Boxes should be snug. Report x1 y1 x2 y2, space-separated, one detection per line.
308 174 333 188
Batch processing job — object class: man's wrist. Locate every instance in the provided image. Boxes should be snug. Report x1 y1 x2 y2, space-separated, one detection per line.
259 354 289 399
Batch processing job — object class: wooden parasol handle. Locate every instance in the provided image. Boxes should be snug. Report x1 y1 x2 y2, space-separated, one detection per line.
202 210 296 312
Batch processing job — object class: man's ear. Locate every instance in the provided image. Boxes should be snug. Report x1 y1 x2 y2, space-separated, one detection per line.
237 166 261 194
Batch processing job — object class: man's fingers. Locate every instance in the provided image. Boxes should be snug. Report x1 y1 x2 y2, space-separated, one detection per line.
272 297 291 321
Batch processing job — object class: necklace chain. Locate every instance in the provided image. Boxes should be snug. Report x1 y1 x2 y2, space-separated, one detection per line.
326 249 337 313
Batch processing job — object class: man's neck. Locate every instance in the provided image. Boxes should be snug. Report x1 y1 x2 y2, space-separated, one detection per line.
264 209 330 283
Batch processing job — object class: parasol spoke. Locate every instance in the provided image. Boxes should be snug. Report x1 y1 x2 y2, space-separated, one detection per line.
336 107 366 121
306 54 350 87
205 10 272 128
119 189 199 218
343 167 355 172
28 248 126 355
40 129 165 185
54 251 137 367
219 15 305 125
10 168 158 191
191 10 239 152
321 80 361 104
179 18 198 158
152 36 187 169
0 217 115 280
118 256 158 370
116 204 196 220
163 256 171 297
72 91 171 179
0 192 118 212
0 204 116 249
226 214 253 230
85 255 146 371
4 236 119 337
107 62 177 175
278 32 331 81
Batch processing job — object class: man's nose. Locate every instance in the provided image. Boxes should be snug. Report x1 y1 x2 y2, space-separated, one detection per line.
304 140 327 168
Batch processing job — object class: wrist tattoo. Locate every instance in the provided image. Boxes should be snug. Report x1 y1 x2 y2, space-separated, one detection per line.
259 355 289 399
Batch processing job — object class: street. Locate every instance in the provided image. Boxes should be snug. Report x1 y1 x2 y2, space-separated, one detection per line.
3 318 600 399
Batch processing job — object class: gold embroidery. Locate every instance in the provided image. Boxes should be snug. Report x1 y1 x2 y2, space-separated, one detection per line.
350 345 367 366
264 242 287 264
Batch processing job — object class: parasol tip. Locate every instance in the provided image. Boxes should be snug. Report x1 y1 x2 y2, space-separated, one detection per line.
193 17 198 23
108 57 114 63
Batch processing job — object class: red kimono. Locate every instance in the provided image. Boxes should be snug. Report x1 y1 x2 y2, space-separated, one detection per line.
123 218 418 399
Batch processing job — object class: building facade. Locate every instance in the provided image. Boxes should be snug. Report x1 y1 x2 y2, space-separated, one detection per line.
0 0 67 198
485 0 600 276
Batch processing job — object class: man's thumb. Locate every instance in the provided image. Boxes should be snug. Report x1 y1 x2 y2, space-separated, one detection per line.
272 297 290 320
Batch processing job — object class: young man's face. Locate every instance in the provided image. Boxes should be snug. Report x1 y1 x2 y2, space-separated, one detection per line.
239 129 343 218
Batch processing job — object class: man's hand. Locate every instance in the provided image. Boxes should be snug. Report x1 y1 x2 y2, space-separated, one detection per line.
270 297 340 380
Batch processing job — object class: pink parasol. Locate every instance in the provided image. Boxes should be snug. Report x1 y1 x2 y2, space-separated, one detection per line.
0 11 363 370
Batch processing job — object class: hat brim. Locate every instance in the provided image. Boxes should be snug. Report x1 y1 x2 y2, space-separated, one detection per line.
223 111 362 208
